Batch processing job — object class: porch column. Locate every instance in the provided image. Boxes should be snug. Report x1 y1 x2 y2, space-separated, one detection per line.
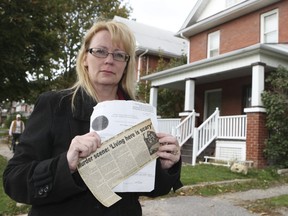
184 78 195 112
244 62 267 168
149 86 158 108
251 62 266 107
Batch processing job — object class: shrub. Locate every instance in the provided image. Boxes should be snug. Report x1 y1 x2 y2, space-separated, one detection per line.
262 66 288 168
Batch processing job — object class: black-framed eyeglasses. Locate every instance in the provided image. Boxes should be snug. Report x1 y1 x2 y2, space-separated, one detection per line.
87 48 130 62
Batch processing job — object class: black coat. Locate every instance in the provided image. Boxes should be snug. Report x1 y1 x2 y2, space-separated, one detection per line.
3 89 182 216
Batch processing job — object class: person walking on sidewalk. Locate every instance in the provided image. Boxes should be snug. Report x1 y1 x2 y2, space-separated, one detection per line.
9 114 25 153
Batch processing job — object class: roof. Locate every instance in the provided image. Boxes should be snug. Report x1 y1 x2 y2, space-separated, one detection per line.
177 0 281 37
141 43 288 89
113 16 187 58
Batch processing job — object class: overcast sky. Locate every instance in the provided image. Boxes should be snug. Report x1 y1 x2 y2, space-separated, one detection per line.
124 0 197 33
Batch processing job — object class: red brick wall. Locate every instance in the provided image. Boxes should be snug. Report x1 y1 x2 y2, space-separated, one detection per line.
189 1 288 63
195 76 251 121
137 55 170 77
246 112 268 168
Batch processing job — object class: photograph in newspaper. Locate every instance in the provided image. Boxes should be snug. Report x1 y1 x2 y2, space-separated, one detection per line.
77 119 160 207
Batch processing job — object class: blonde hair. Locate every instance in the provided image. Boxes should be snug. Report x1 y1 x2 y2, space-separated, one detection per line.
71 19 136 107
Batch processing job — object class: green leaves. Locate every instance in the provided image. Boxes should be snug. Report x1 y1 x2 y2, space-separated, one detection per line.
262 66 288 168
0 0 131 103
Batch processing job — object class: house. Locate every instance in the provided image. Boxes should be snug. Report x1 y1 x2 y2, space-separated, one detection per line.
113 16 187 82
141 0 288 168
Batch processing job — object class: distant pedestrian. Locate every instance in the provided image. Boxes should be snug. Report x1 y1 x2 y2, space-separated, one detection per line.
9 114 25 153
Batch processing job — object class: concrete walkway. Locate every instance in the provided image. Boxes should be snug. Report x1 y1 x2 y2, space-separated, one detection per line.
141 184 288 216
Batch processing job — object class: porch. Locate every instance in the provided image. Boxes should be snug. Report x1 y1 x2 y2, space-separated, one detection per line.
158 108 247 166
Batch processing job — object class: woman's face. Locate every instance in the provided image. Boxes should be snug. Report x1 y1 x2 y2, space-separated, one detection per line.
84 30 128 88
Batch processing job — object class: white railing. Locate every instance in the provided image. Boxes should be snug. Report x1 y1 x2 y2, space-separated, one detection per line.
157 109 247 166
157 118 181 134
218 115 246 139
173 110 198 146
192 108 219 165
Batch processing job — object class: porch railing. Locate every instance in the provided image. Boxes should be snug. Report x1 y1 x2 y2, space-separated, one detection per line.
157 118 181 134
173 110 198 146
192 109 247 165
218 115 246 139
157 109 247 166
192 108 219 165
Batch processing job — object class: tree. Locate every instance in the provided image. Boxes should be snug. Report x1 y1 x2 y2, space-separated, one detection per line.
262 66 288 168
0 0 68 102
0 0 131 104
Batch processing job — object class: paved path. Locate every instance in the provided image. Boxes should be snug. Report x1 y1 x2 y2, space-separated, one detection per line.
141 184 288 216
1 139 288 216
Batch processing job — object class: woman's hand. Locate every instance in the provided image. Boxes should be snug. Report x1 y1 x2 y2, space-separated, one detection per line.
156 132 181 170
67 132 101 172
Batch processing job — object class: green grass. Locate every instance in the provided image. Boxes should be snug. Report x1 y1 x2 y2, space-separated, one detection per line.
1 154 288 215
179 163 288 196
0 155 31 215
242 194 288 215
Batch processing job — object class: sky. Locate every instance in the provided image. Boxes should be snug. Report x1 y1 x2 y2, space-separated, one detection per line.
124 0 197 33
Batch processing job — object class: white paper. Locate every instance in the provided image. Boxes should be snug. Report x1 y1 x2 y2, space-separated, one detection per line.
90 100 158 192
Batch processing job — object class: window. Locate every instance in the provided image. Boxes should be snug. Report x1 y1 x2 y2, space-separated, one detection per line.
207 31 220 58
261 9 278 43
242 85 251 113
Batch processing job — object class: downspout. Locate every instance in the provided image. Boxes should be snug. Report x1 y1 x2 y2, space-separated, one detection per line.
180 33 190 64
137 49 149 82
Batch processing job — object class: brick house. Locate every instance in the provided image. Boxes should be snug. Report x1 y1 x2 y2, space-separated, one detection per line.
113 16 187 83
142 0 288 168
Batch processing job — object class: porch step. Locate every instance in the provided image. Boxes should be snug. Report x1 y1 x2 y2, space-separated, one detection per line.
180 139 193 164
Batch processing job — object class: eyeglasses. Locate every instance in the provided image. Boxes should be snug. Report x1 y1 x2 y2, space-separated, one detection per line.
87 48 130 62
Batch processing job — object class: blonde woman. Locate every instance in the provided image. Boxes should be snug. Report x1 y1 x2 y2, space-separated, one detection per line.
3 20 182 216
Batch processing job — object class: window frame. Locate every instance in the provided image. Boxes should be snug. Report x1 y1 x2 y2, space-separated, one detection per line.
207 30 220 58
260 9 279 43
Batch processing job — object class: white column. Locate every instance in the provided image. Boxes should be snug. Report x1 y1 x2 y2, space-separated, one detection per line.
184 78 195 111
251 62 266 107
149 86 158 108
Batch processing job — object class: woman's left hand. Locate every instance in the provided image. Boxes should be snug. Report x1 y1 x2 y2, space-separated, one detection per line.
156 132 181 169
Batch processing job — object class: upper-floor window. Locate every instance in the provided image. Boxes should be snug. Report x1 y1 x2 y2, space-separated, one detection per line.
207 30 220 58
261 9 279 43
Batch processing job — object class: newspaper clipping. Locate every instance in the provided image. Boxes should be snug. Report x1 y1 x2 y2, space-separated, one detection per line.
77 118 160 207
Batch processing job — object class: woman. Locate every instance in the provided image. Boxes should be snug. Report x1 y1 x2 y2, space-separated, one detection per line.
3 19 182 216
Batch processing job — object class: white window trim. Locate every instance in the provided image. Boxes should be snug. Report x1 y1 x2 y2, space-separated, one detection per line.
260 9 279 43
207 30 220 58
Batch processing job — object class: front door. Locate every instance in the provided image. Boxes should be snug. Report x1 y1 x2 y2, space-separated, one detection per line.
204 89 222 119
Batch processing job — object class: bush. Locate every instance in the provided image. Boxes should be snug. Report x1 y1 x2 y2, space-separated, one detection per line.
262 66 288 168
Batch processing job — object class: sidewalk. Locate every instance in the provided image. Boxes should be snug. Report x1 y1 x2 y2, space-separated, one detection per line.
1 140 288 216
141 184 288 216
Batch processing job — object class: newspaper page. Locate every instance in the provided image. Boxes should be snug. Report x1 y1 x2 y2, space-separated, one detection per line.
77 119 160 207
90 100 158 192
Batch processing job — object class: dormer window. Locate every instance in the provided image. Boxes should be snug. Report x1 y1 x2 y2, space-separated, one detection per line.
261 9 279 43
207 30 220 58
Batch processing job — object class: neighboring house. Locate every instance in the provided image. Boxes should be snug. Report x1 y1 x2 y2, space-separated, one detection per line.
142 0 288 168
113 16 187 82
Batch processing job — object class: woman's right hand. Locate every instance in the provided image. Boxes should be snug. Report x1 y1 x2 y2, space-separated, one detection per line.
67 132 101 172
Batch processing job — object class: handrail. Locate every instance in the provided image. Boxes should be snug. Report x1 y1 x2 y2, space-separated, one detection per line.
192 108 219 165
173 110 197 146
